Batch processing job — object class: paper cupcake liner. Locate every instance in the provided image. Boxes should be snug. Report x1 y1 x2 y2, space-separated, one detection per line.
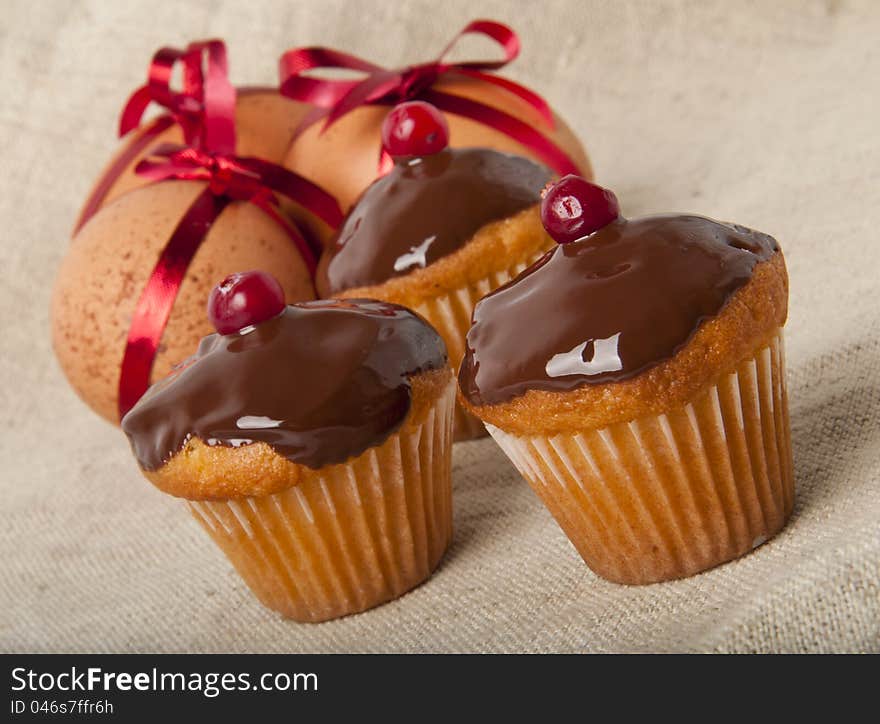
415 250 548 441
487 331 794 585
188 378 456 622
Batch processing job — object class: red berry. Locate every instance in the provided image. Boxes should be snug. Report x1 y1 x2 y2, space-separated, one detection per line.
381 101 449 158
540 175 621 244
207 271 285 335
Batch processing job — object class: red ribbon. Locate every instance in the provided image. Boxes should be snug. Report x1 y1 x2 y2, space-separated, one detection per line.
279 19 581 176
75 39 235 232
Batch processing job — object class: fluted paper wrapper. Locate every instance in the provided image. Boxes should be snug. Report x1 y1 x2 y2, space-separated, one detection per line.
416 251 547 441
487 332 794 585
188 380 456 622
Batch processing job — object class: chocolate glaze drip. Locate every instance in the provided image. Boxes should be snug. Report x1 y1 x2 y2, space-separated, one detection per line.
459 215 779 406
316 148 552 296
122 299 447 471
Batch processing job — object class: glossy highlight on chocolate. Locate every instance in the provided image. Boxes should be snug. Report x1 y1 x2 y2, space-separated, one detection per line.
459 215 779 406
122 299 447 471
316 148 552 295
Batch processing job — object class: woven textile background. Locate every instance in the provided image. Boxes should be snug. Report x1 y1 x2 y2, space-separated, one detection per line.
2 0 878 653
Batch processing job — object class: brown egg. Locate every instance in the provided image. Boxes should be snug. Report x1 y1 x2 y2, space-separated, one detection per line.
74 89 312 229
282 73 592 212
53 179 316 424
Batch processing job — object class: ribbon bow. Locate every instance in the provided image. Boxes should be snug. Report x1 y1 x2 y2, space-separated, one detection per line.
279 19 581 176
75 39 236 232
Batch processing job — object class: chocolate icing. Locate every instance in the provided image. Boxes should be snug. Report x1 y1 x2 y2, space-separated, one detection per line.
459 215 779 406
316 148 552 296
122 299 447 471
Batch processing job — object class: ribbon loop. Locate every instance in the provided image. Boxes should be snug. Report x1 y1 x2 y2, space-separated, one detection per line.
436 18 520 69
119 39 235 155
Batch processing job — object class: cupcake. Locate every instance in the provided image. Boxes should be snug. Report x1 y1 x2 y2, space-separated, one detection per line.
458 176 793 584
316 101 556 440
122 271 454 621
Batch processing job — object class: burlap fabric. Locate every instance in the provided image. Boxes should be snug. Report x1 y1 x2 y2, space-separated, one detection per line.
1 0 878 653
